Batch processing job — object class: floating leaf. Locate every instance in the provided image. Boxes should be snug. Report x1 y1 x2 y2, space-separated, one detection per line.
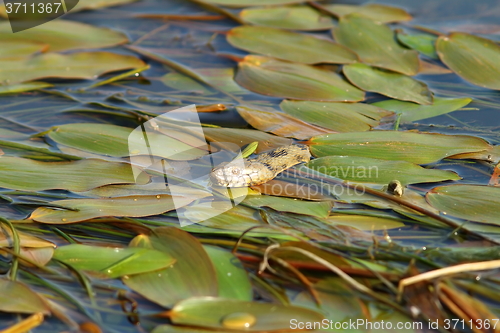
196 0 307 7
436 32 500 90
343 63 433 105
48 123 206 159
0 20 128 52
326 214 405 230
307 155 461 184
280 100 392 133
0 40 47 58
323 3 412 23
448 145 500 163
53 244 175 278
73 0 139 12
309 131 490 164
0 82 53 94
0 52 146 84
236 106 331 140
0 280 50 314
0 226 55 248
243 195 332 218
204 245 253 301
227 26 357 65
124 227 218 307
397 32 438 59
0 157 147 192
333 14 419 75
170 297 324 331
30 195 195 223
426 185 500 224
373 97 472 122
235 55 364 102
240 5 334 31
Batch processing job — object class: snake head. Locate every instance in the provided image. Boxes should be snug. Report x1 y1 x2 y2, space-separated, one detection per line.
210 161 247 187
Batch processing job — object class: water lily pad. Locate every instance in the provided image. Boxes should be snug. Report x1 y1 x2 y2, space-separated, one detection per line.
309 131 490 164
323 3 412 23
426 185 500 224
0 20 128 52
53 244 175 278
373 97 472 122
124 227 218 307
307 155 461 184
235 55 364 102
30 195 195 223
0 157 147 192
0 280 50 314
280 100 392 132
236 106 331 140
204 245 252 301
240 5 334 31
243 195 333 218
333 14 419 75
0 52 145 85
48 123 206 159
397 32 438 59
169 297 324 331
227 26 358 65
436 32 500 90
343 63 433 105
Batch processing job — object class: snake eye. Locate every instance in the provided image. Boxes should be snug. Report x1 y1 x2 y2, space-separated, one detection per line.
232 169 240 175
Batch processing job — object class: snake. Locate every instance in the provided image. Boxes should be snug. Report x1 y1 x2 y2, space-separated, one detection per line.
210 144 311 187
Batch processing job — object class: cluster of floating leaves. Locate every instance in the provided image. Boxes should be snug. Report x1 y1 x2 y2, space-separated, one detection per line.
1 0 500 332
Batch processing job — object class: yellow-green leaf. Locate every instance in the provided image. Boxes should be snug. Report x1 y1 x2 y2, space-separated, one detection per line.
324 4 412 23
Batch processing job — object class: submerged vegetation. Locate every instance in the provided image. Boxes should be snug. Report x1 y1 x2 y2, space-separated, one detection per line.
0 0 500 332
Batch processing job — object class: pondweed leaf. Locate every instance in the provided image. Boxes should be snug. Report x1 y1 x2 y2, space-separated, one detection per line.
324 3 412 23
240 5 334 31
0 280 50 314
196 0 307 7
0 157 148 192
280 100 392 132
397 32 438 59
0 40 47 58
426 185 500 224
227 26 358 65
0 52 145 85
309 131 490 164
333 14 419 75
235 55 365 102
0 20 128 52
236 106 331 140
343 63 433 105
308 155 461 184
436 32 500 90
0 82 53 94
373 97 472 122
242 195 333 218
53 244 176 278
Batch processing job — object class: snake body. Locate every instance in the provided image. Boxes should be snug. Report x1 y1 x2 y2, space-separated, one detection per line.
210 144 311 187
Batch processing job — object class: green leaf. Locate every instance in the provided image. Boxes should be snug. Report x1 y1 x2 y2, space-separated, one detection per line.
436 32 500 90
0 20 128 52
124 227 218 307
397 32 438 59
73 0 139 12
372 97 472 122
236 106 331 140
235 55 365 102
0 279 50 314
309 131 490 164
196 0 307 7
0 40 47 58
0 157 147 192
333 14 419 75
30 195 195 223
280 100 392 133
323 3 412 23
53 244 175 278
343 63 433 105
204 245 253 301
426 185 500 224
169 297 325 331
326 214 405 230
307 155 461 184
240 5 335 31
0 52 146 85
227 26 357 65
0 82 53 94
48 123 206 159
243 195 332 218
